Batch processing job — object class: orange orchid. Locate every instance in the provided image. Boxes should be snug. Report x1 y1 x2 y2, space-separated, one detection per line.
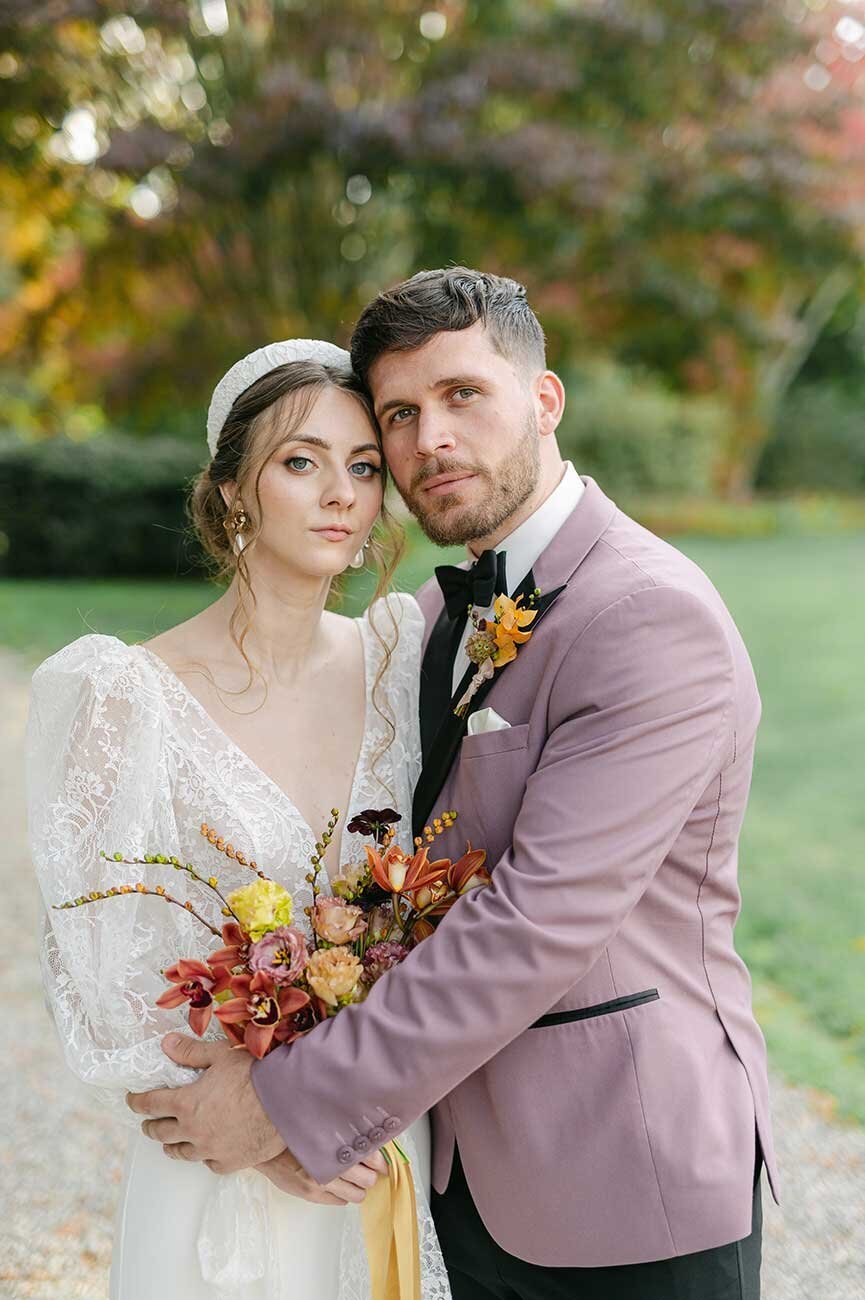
410 875 452 911
455 594 539 714
364 843 445 896
448 846 492 895
407 918 436 946
492 594 537 666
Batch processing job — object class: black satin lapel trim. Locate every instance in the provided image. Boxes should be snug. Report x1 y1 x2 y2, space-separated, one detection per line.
419 604 467 762
412 571 566 837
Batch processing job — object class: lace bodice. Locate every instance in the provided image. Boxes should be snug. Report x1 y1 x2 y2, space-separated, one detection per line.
26 591 424 1109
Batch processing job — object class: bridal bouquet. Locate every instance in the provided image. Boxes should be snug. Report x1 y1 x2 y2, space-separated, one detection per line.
54 806 489 1058
54 808 490 1300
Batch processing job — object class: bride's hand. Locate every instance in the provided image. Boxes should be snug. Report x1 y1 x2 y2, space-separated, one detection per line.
255 1147 388 1206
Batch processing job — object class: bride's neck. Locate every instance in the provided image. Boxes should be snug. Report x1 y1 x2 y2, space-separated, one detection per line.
209 561 332 682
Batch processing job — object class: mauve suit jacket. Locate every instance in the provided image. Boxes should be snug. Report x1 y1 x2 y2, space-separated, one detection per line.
252 477 780 1267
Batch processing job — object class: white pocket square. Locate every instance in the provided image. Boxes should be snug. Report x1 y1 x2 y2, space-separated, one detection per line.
467 707 512 736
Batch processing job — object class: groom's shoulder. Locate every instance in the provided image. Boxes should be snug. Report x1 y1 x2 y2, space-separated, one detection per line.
555 502 753 687
580 504 730 622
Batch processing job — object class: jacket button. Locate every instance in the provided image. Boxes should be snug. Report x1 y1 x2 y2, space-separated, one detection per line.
383 1117 401 1132
368 1126 386 1143
353 1136 370 1152
337 1147 354 1164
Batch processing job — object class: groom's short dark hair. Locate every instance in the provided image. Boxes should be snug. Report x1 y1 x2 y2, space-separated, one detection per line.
350 266 547 386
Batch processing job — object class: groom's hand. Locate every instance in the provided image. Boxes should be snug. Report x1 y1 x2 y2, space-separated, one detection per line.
126 1032 285 1174
255 1148 388 1206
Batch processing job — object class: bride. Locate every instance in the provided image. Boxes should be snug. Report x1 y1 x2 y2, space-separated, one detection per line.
26 340 451 1300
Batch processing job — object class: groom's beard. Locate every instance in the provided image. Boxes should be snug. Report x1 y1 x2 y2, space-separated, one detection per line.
398 412 541 548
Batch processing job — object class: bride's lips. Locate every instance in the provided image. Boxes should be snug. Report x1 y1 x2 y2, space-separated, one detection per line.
422 472 477 498
313 526 353 542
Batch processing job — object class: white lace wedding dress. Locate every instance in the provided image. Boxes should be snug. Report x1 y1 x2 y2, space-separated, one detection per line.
26 591 451 1300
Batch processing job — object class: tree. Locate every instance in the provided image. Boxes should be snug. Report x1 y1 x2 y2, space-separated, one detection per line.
0 0 860 491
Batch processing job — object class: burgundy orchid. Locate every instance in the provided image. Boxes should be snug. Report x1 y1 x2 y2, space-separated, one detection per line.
215 970 310 1059
155 958 233 1036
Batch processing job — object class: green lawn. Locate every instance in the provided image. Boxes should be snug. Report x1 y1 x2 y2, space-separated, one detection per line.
683 533 865 1122
3 529 864 1119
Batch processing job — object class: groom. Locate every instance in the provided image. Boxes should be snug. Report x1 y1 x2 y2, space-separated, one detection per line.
130 267 778 1298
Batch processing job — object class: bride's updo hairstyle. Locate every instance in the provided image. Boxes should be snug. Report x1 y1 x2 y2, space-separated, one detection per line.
190 361 404 750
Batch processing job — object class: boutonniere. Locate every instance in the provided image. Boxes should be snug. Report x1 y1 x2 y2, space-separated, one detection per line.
455 590 540 717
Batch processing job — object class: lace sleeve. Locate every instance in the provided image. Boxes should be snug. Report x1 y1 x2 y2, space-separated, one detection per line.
26 636 203 1120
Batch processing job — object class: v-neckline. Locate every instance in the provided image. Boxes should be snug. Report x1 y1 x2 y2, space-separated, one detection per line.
135 621 370 878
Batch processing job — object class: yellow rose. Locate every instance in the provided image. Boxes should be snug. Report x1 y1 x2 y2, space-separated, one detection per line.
227 878 293 941
306 946 363 1008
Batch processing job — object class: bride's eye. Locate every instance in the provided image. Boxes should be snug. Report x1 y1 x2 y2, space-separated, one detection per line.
285 455 314 472
350 461 382 478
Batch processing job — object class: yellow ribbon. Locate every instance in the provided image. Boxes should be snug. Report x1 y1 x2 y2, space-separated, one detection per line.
359 1139 421 1300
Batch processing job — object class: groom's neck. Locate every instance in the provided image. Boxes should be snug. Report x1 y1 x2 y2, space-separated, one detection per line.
467 455 567 557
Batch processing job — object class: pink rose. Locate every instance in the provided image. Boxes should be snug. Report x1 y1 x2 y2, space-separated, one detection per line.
248 926 308 985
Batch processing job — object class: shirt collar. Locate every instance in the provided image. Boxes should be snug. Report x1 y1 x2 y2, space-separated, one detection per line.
467 461 584 594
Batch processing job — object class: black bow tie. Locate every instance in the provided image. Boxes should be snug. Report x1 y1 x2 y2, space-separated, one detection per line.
434 548 508 621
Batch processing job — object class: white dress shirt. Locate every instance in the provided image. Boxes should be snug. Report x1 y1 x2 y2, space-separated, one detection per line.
451 462 585 692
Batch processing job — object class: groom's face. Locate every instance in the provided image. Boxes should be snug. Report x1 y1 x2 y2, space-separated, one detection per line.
367 321 541 546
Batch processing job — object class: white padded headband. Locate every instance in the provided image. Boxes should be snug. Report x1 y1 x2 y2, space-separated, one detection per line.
205 338 352 458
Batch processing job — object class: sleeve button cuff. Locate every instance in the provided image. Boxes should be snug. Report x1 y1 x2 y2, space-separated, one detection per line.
383 1117 401 1132
368 1127 386 1143
353 1136 371 1152
337 1147 354 1163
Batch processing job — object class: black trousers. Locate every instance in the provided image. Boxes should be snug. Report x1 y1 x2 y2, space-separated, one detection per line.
430 1144 763 1300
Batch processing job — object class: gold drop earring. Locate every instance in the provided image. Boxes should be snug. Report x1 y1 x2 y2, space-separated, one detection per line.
224 503 250 555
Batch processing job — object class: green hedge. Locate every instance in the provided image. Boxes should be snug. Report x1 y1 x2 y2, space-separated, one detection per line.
623 493 865 538
0 434 207 578
756 384 865 493
556 362 722 497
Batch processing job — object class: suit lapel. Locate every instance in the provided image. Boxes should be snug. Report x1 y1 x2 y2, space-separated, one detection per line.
412 568 565 837
418 604 468 762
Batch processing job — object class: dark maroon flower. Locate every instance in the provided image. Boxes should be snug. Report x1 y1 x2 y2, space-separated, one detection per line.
347 808 402 843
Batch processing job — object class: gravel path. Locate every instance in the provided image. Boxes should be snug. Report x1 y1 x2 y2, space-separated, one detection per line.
1 648 863 1299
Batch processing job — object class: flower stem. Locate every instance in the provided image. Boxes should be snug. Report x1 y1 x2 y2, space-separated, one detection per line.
103 852 241 923
54 887 222 937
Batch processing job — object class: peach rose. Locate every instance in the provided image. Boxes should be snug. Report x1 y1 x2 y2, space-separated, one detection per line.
305 946 364 1008
312 896 367 945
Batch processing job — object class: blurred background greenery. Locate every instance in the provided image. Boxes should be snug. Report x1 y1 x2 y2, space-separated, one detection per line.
1 0 863 1121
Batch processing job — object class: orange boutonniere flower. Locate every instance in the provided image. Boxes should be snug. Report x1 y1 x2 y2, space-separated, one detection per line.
491 593 537 664
455 591 540 716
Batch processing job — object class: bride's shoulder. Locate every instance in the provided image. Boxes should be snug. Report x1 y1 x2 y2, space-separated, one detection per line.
359 590 424 661
31 632 157 700
360 590 424 634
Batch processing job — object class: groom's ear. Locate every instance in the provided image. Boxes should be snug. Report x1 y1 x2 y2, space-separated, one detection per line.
535 371 566 437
